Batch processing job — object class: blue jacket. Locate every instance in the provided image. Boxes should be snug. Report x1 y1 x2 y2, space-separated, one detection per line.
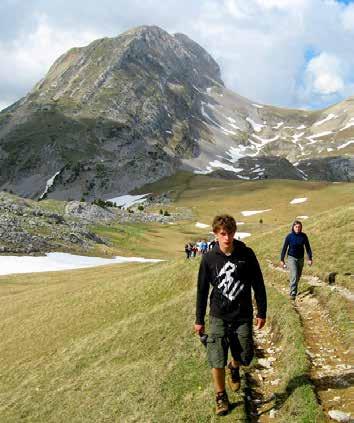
280 232 312 261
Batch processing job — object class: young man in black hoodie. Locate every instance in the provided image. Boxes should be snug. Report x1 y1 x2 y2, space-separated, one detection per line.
195 214 267 416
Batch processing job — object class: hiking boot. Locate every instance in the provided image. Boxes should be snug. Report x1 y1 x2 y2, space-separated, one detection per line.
215 391 229 416
290 295 296 301
227 362 241 392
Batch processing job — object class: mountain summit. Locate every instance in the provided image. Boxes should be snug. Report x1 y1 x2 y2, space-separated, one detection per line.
0 25 353 200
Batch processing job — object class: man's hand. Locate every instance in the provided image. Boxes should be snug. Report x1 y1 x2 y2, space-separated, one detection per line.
280 260 286 269
256 317 266 330
308 259 313 266
194 324 205 335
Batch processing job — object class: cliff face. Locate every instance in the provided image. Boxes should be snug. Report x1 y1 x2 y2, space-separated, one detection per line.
0 25 353 201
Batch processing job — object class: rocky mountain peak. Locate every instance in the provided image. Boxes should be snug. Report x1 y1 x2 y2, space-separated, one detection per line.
0 26 353 201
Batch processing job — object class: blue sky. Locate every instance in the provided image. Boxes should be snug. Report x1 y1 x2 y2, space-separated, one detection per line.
0 0 354 111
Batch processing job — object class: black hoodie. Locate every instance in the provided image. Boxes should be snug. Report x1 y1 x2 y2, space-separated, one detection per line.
195 240 267 325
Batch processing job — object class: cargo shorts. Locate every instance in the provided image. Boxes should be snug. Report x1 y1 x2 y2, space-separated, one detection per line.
206 315 254 368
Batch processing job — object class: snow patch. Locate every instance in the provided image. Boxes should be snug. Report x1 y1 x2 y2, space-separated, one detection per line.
313 113 337 127
226 117 241 130
273 122 284 129
308 131 333 139
246 117 265 132
251 167 266 173
226 145 256 162
209 160 244 173
296 215 309 219
39 170 61 200
306 131 333 144
0 252 162 276
108 194 149 209
241 209 271 216
252 134 279 145
292 132 305 142
296 168 308 180
201 102 237 136
339 117 354 132
297 124 306 130
252 103 264 109
290 197 308 204
337 140 354 150
196 222 209 229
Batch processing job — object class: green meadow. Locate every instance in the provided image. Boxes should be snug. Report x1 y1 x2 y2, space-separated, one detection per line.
0 176 353 422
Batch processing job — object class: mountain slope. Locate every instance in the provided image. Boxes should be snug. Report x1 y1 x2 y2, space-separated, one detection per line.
0 25 353 201
0 26 223 200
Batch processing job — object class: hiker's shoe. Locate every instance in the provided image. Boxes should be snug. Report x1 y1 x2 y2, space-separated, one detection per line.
290 295 296 301
227 362 241 392
215 391 229 416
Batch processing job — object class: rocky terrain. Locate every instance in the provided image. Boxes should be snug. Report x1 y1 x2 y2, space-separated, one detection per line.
0 25 353 201
0 192 191 254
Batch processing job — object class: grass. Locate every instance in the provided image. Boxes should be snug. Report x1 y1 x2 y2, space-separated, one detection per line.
251 201 354 346
0 178 353 421
0 259 247 422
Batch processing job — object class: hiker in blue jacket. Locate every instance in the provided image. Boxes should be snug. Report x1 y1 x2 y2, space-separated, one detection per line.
280 220 313 300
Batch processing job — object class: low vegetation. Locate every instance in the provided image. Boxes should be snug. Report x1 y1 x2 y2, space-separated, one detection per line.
0 178 353 421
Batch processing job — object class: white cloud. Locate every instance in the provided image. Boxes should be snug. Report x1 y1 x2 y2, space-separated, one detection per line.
256 0 308 9
0 13 103 105
306 53 344 95
0 0 354 110
342 3 354 32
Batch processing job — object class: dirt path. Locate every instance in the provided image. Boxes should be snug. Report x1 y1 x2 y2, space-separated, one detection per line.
266 260 354 422
266 259 354 302
244 325 283 422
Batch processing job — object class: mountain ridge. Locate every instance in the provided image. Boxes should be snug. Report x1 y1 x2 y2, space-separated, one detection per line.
0 25 353 200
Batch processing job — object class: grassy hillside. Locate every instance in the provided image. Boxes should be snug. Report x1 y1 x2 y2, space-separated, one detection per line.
0 178 353 421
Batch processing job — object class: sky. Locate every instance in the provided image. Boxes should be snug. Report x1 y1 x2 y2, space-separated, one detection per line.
1 0 354 111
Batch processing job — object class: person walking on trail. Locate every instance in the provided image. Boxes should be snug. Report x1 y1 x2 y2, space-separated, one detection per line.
280 220 313 301
185 243 192 259
194 214 267 416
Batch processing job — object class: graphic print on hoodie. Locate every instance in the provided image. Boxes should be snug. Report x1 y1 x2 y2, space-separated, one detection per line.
217 261 244 301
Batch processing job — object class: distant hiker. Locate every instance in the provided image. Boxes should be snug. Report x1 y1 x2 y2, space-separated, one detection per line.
208 238 217 251
185 243 192 259
196 240 203 256
201 240 208 254
194 214 267 416
280 220 313 300
192 244 198 257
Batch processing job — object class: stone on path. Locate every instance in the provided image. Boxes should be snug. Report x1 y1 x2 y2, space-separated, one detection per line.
269 409 276 418
328 410 351 422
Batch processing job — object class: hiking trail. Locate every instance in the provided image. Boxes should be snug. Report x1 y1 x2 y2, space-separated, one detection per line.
265 260 354 422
